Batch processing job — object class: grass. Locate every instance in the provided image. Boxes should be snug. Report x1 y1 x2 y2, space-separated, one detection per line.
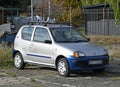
5 71 17 77
0 44 13 68
30 78 37 82
88 35 120 45
109 49 120 58
33 85 45 87
0 74 6 77
110 77 120 81
88 35 120 59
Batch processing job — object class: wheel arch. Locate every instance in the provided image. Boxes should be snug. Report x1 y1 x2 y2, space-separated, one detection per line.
12 49 21 58
55 55 67 68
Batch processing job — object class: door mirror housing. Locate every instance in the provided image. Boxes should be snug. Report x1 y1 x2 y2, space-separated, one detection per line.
44 40 52 44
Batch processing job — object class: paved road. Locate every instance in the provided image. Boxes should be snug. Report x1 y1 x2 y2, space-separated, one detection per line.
0 59 120 87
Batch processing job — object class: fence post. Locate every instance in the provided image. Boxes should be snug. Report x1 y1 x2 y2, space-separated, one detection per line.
2 7 4 24
102 7 105 35
107 7 109 35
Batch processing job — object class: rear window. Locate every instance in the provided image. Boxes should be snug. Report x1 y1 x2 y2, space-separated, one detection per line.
21 27 34 40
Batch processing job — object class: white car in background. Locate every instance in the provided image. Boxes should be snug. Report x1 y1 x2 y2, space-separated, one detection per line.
12 22 109 77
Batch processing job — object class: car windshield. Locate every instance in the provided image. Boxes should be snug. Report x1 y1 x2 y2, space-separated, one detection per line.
50 27 88 43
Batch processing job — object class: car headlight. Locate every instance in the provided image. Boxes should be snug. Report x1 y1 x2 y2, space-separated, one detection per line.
104 49 108 56
74 51 85 58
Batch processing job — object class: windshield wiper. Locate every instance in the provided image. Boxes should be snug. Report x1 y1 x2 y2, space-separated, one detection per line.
56 40 71 43
56 40 88 43
74 40 88 42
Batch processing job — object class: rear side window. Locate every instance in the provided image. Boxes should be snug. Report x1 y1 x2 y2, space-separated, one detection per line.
22 27 34 40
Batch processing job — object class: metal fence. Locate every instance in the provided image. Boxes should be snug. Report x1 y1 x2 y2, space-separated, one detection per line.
83 5 120 36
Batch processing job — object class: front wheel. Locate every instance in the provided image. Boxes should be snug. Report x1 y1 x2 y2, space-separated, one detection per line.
14 52 26 69
57 58 70 77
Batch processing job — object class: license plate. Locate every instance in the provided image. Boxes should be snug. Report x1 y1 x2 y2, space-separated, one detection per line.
89 60 102 65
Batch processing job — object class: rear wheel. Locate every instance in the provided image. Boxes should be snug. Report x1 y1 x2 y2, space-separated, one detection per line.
57 58 70 77
14 52 26 69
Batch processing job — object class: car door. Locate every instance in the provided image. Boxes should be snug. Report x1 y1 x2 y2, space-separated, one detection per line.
20 27 35 62
28 27 54 65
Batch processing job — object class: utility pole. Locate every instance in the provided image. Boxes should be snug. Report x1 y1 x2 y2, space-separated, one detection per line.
31 0 33 21
70 6 72 26
42 0 44 20
48 0 50 17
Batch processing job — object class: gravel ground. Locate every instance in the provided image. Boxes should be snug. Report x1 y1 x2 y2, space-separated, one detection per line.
0 59 120 87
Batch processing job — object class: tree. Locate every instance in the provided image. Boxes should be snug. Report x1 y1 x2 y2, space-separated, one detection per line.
106 0 120 23
54 0 83 26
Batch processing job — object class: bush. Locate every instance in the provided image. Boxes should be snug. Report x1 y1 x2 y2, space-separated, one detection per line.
0 45 13 68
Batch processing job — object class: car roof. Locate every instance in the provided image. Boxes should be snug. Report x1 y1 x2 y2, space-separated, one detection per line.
22 21 71 29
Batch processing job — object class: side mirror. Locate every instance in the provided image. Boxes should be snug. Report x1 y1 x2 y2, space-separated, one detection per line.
44 40 52 44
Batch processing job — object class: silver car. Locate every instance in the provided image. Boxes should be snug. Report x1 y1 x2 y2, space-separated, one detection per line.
12 23 109 77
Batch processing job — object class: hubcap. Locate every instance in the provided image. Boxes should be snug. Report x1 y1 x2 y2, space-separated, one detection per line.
58 61 66 75
14 55 22 68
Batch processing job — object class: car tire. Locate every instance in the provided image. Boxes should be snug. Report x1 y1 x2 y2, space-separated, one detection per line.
14 52 26 69
57 58 70 77
93 68 105 73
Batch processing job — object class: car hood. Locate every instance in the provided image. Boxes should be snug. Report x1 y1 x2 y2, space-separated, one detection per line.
56 42 107 56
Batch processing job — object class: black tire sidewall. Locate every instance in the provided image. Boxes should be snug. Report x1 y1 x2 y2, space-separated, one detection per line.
14 52 25 69
57 58 70 77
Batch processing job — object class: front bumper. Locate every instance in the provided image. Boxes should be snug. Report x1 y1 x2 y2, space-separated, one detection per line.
67 55 109 71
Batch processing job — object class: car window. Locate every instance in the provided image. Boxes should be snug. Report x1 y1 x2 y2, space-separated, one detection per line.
50 27 88 43
22 27 34 41
33 27 51 42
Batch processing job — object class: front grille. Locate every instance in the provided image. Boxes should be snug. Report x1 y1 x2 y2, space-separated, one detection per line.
74 59 109 68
